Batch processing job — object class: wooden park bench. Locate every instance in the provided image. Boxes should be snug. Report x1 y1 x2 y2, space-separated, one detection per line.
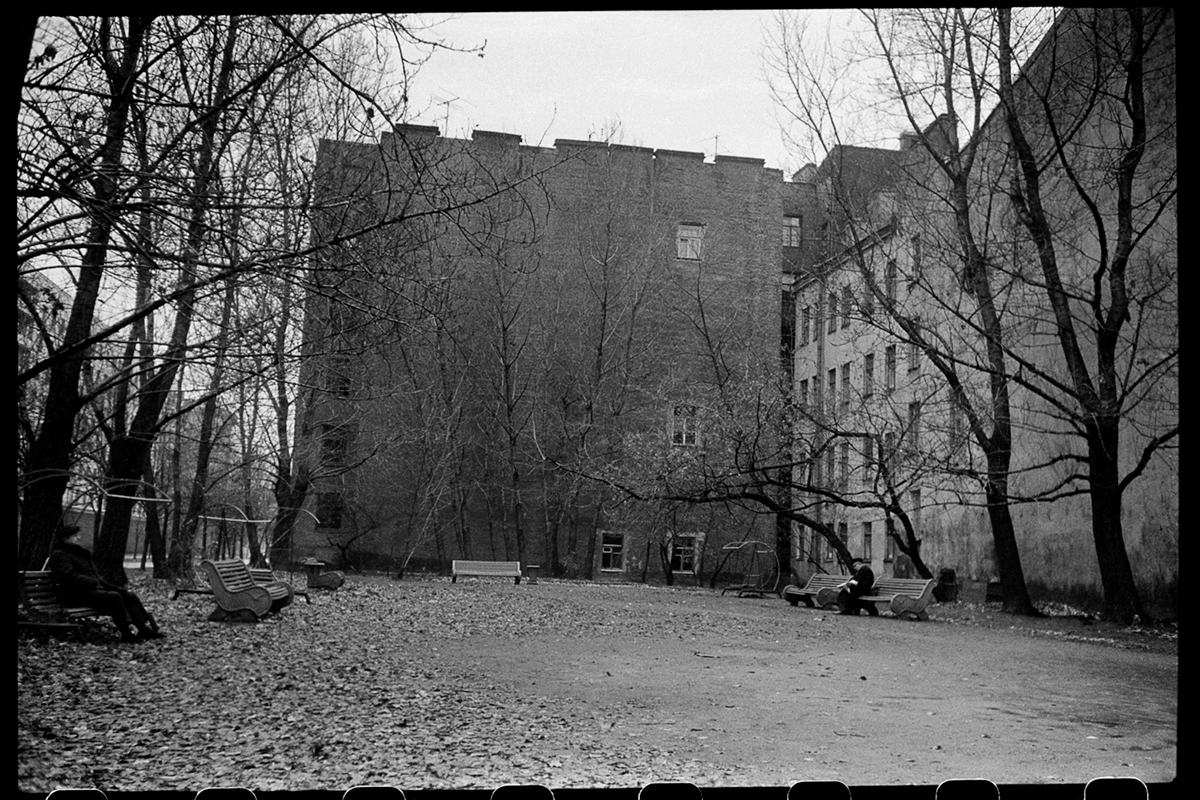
18 570 104 640
782 574 849 608
172 564 309 603
249 567 310 604
451 560 522 584
815 577 938 620
199 559 295 621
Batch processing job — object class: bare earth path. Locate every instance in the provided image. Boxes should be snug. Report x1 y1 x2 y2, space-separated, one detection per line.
17 575 1177 792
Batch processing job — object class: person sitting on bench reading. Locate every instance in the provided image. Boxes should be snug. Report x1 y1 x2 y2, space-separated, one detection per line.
48 524 164 643
837 557 879 616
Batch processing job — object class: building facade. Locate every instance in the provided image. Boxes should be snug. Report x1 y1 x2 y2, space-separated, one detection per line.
784 8 1177 615
294 126 786 584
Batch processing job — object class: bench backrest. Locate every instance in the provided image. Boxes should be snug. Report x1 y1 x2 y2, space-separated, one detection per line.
204 559 256 593
453 560 521 575
871 578 935 598
248 567 277 584
805 574 848 589
20 571 64 614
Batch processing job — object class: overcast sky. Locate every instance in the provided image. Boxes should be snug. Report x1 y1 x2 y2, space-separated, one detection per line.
404 10 848 177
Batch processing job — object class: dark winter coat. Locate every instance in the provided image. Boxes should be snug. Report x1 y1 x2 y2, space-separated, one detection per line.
47 541 114 603
848 564 875 597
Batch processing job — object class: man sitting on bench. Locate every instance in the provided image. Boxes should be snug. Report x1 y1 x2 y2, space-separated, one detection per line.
837 557 879 617
48 524 164 643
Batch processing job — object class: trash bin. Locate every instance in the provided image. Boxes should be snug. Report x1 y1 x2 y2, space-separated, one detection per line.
935 567 958 603
986 580 1003 603
526 564 540 585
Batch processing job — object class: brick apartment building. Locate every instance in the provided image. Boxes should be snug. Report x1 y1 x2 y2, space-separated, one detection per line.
291 8 1174 612
293 126 787 584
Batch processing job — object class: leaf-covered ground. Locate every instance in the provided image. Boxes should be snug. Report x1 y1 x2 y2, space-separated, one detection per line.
17 573 1177 792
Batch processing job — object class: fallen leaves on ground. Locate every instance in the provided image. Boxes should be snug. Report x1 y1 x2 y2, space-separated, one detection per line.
18 574 1175 792
18 575 766 792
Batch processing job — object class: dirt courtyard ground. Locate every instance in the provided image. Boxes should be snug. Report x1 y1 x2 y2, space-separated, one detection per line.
17 574 1178 793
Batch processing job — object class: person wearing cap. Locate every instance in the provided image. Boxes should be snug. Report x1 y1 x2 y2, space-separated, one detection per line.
837 557 879 616
47 524 164 643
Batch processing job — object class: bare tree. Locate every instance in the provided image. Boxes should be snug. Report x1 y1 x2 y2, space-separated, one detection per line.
765 9 1176 621
995 8 1176 622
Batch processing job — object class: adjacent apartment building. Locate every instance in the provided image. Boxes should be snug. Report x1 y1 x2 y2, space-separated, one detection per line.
785 8 1176 614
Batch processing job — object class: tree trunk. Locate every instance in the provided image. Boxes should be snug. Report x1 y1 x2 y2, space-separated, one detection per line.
18 17 152 570
984 469 1039 615
141 447 168 578
94 17 241 582
174 277 237 577
1088 419 1149 623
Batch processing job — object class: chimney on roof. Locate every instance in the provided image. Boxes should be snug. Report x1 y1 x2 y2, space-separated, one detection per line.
792 163 818 183
922 113 958 156
394 123 441 141
899 130 920 151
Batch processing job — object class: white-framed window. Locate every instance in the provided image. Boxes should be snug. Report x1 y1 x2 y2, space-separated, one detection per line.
827 291 838 333
863 353 875 399
677 223 705 260
601 531 625 571
827 368 837 413
671 404 700 447
840 363 851 413
783 215 803 247
862 521 873 561
841 285 853 329
670 533 699 573
909 235 922 289
907 401 922 455
885 259 898 304
885 345 897 393
884 517 897 561
839 440 850 488
908 316 922 372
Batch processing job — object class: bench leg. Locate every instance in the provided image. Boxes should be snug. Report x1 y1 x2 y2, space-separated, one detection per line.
207 607 260 623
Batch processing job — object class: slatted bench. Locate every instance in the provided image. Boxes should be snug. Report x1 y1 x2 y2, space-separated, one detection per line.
782 574 849 607
199 559 295 621
249 568 310 604
815 577 938 620
18 570 104 640
451 560 522 584
173 564 310 603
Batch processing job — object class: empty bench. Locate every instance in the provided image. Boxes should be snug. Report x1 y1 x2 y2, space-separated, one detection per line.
173 564 310 603
782 573 849 608
18 570 104 639
451 560 522 584
200 559 295 621
815 577 938 620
